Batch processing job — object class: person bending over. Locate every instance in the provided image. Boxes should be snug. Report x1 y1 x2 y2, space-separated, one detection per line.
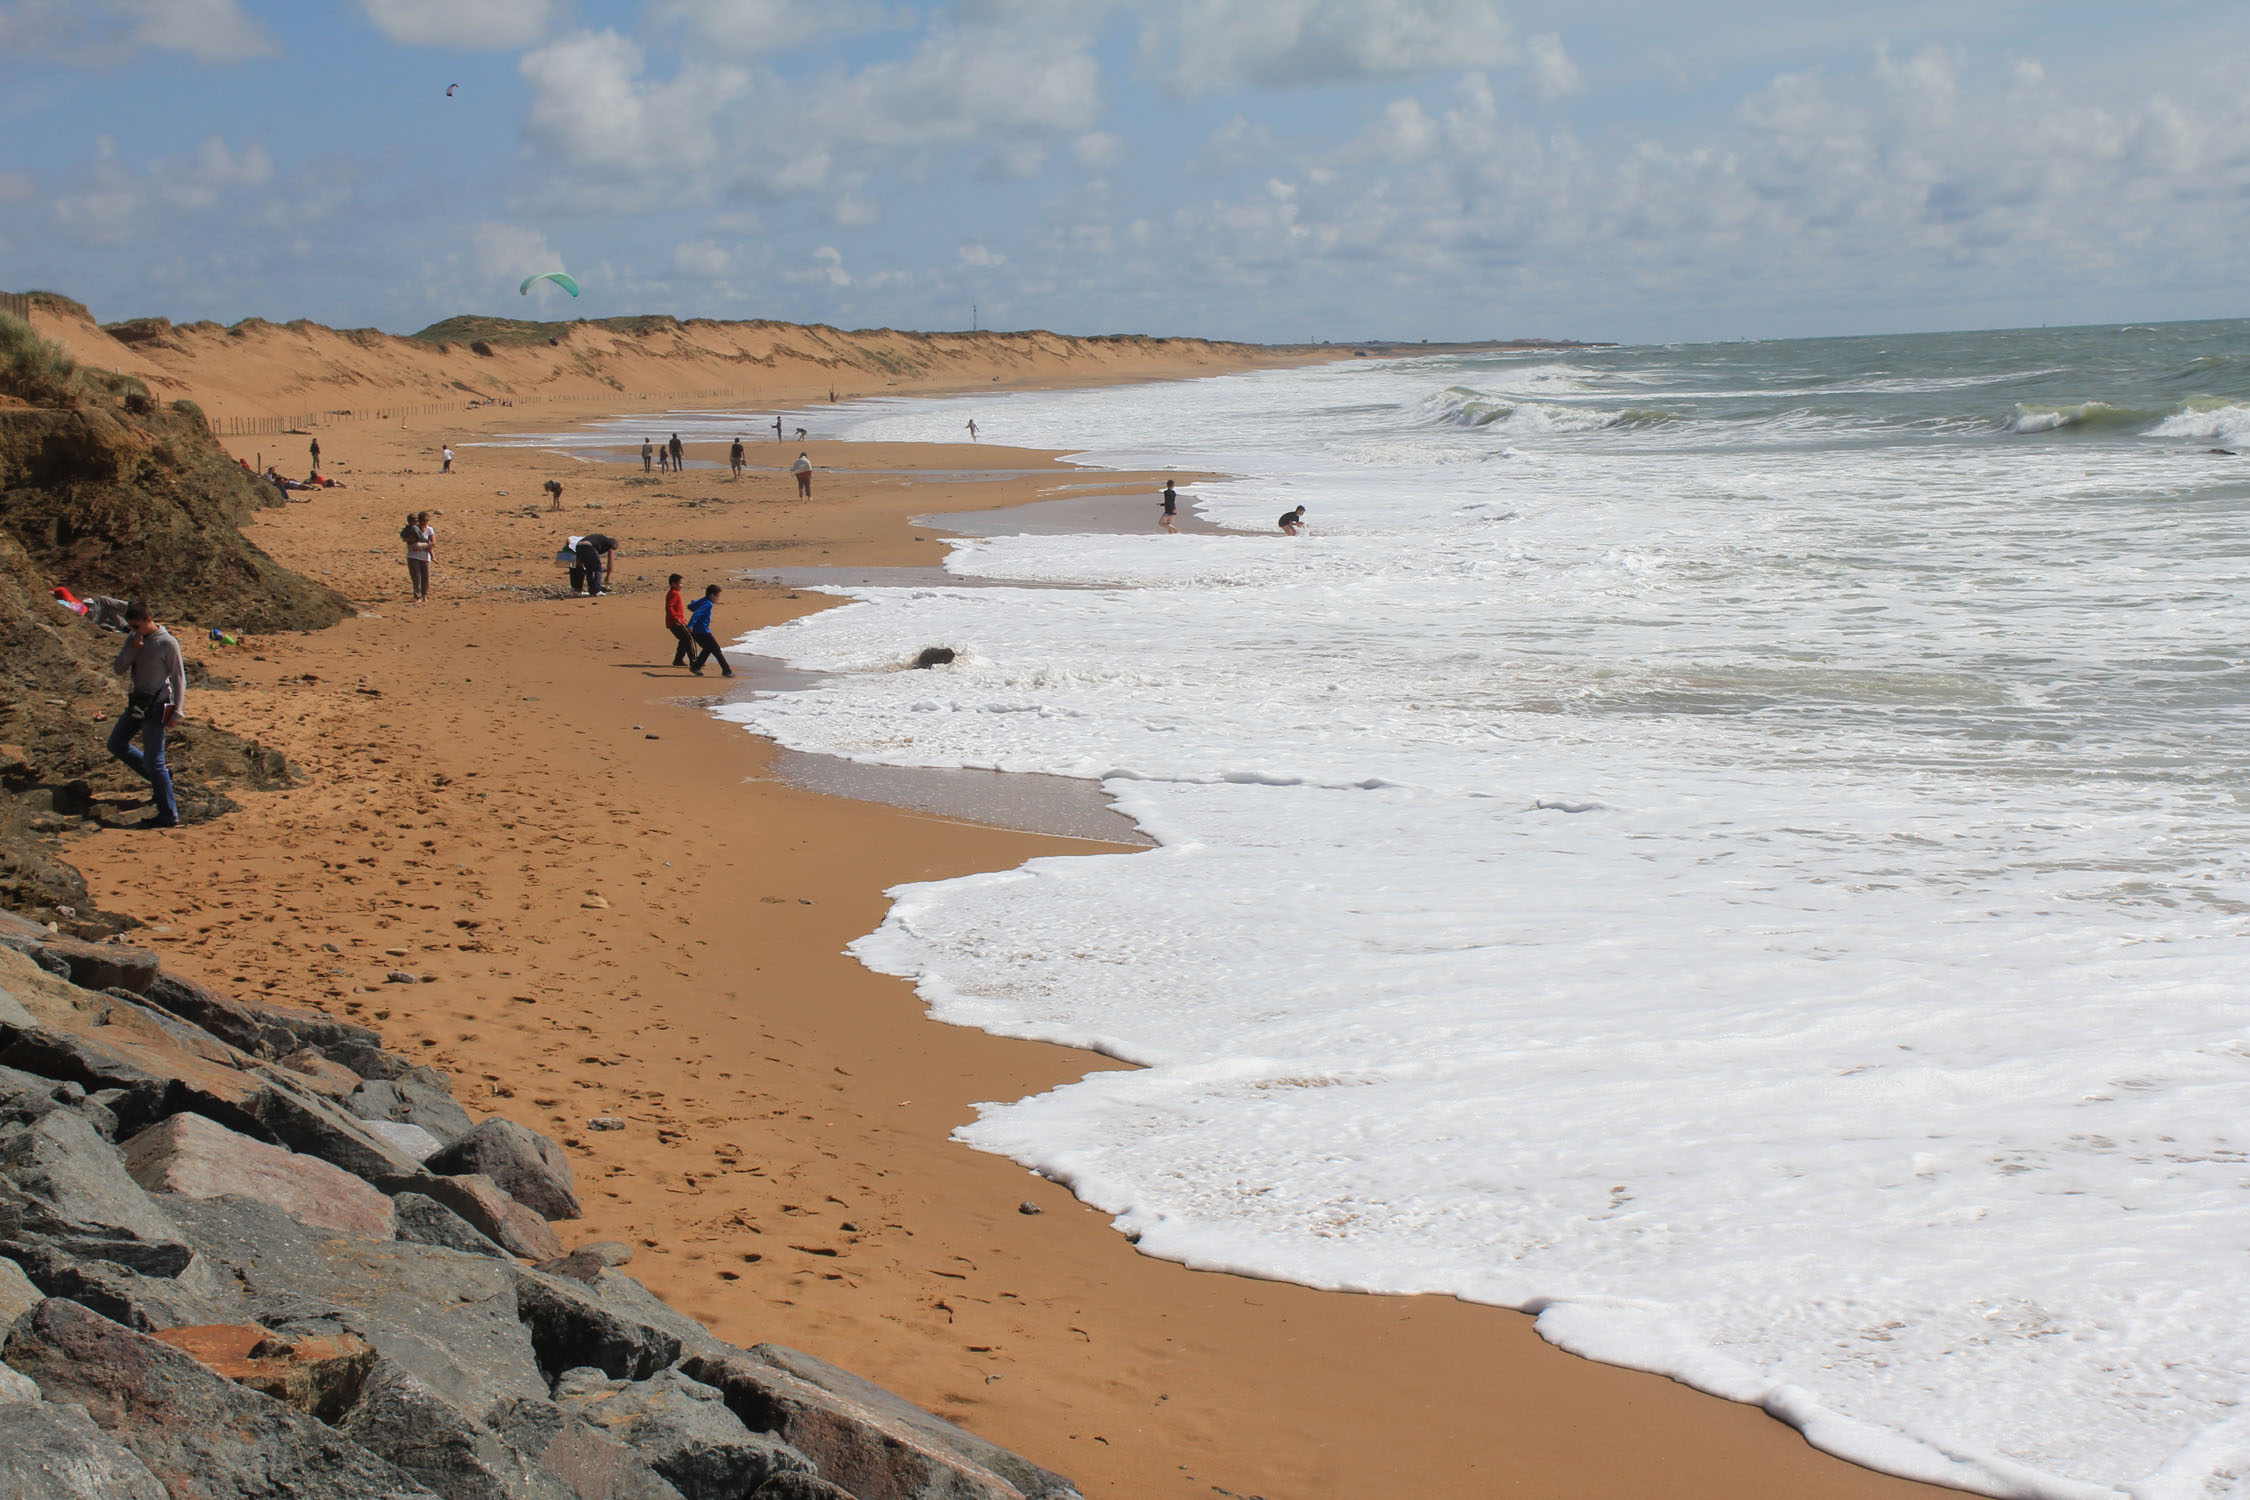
1279 505 1307 535
108 601 184 828
575 533 617 596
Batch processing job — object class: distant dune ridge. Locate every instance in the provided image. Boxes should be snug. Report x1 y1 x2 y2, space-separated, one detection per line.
17 291 1317 429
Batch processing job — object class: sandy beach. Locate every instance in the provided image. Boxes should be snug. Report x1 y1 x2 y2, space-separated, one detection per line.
56 394 1955 1500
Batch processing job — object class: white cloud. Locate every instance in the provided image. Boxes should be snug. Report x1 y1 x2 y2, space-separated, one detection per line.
1150 0 1518 96
1197 114 1274 170
519 30 749 175
50 132 273 243
812 28 1102 146
1526 32 1582 102
958 241 1005 267
658 0 899 56
784 246 856 286
672 238 733 278
359 0 555 50
473 221 561 280
829 192 883 227
1073 131 1126 169
0 0 275 63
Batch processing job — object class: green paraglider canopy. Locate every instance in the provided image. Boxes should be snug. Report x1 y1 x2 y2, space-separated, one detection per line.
519 271 580 297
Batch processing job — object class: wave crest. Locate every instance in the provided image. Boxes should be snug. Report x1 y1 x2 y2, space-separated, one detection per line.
2004 401 2155 434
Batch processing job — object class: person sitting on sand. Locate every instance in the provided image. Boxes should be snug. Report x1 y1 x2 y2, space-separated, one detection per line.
1160 480 1179 533
642 438 655 473
687 584 733 677
664 573 693 666
729 438 745 480
1279 505 1306 535
792 451 813 498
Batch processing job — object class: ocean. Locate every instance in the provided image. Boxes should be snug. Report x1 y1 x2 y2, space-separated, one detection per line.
675 325 2249 1497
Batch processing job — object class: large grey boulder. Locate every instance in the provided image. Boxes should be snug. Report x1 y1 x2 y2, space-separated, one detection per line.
0 1109 191 1276
684 1346 1083 1500
4 1240 232 1332
750 1345 1081 1500
164 1196 551 1424
395 1193 510 1259
0 1253 42 1325
340 1359 581 1500
428 1119 581 1220
139 971 380 1059
0 1399 170 1499
554 1367 811 1500
349 1068 476 1144
2 1297 439 1499
249 1074 433 1191
487 1398 689 1500
22 936 160 995
423 1173 566 1261
124 1111 397 1239
514 1268 683 1385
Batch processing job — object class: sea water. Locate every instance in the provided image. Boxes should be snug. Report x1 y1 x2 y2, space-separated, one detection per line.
692 325 2250 1498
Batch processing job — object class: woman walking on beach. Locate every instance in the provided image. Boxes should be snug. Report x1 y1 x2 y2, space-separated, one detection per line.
403 511 434 601
792 451 813 498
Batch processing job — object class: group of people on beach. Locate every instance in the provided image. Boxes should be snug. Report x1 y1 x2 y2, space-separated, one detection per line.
641 432 816 496
664 575 732 677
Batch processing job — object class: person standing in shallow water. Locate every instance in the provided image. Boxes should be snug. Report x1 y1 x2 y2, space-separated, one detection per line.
108 601 184 829
1160 480 1179 533
688 584 733 677
792 451 813 497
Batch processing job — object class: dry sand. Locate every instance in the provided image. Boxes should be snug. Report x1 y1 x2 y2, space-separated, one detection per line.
63 392 1956 1500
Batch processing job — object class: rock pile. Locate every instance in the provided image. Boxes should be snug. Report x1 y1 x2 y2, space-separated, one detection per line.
0 910 1080 1500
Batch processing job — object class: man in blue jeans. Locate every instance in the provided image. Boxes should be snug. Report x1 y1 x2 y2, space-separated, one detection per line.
687 584 733 677
108 600 184 828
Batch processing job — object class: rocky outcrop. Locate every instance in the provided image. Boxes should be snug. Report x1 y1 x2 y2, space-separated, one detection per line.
0 926 1081 1500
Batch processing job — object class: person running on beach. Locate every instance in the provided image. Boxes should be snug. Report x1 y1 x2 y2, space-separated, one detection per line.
441 444 453 474
402 511 434 601
664 573 693 666
965 419 979 442
729 437 745 480
668 433 684 471
546 478 564 510
642 438 654 473
792 451 813 498
1160 480 1179 533
1279 505 1306 535
687 584 732 677
108 601 184 829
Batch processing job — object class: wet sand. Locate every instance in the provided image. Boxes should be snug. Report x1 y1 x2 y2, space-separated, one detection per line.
65 400 1956 1500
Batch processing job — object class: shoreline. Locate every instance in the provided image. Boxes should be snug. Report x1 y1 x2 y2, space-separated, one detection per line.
61 393 1957 1499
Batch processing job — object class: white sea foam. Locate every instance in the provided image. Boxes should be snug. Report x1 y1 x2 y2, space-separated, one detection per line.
708 338 2250 1498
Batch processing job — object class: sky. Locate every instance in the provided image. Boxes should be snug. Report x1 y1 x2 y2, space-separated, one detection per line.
1 0 2246 345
